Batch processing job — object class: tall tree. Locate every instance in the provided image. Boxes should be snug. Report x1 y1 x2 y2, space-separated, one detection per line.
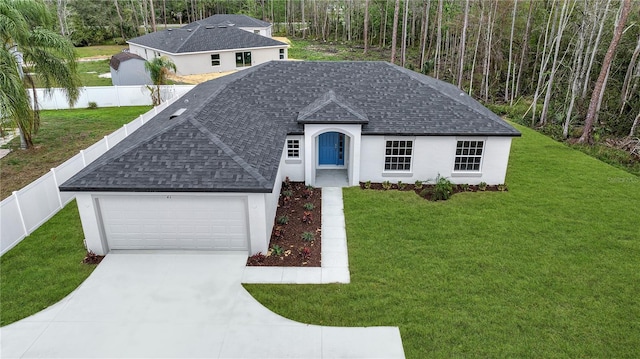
504 0 517 102
390 0 400 63
579 0 632 144
363 0 369 54
457 0 469 88
401 0 409 66
1 0 81 149
149 0 157 32
434 0 443 78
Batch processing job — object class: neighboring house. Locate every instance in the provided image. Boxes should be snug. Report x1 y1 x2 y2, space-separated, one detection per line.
60 61 520 256
109 52 152 86
127 14 288 75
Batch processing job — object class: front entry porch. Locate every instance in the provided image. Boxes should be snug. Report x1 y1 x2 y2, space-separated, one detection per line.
315 169 349 187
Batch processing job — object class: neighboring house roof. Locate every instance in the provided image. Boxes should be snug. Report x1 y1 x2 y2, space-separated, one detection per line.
127 24 285 55
109 52 145 70
182 14 271 29
60 61 521 194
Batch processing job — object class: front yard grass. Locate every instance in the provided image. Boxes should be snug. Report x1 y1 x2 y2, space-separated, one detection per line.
0 201 96 326
245 124 640 358
0 106 151 200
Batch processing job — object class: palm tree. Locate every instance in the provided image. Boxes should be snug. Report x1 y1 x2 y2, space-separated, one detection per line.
144 56 176 106
1 0 81 149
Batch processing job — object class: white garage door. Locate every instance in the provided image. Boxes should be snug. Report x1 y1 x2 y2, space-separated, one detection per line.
98 195 248 250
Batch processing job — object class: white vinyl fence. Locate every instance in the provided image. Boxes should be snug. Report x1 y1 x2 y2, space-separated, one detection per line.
29 85 195 110
0 95 186 255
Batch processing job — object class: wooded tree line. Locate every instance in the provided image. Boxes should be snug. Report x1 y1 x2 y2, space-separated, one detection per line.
47 0 640 143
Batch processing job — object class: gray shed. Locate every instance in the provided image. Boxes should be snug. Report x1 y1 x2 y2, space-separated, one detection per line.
109 52 152 86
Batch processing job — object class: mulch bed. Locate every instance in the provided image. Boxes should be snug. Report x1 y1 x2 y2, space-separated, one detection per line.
360 181 506 201
247 181 322 267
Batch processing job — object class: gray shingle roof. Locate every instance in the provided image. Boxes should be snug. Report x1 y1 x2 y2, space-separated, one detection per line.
183 14 271 29
127 25 286 54
60 61 520 194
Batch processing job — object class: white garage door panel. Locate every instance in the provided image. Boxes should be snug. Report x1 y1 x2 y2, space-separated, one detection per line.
99 196 248 250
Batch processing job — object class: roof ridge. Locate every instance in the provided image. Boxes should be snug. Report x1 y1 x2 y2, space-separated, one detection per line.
188 117 270 188
386 63 516 133
176 24 201 53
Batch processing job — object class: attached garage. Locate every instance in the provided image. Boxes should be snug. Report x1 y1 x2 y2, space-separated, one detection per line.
96 195 249 251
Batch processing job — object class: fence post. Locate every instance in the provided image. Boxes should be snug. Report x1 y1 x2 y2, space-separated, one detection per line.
123 123 128 136
80 150 87 167
50 168 63 208
12 191 29 236
104 135 110 150
140 114 145 124
115 85 121 107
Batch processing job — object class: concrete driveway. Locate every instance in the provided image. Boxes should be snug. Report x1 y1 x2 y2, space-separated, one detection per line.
1 252 404 358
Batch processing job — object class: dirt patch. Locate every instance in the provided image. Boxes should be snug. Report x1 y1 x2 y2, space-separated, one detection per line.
247 180 322 267
168 71 237 85
78 55 111 62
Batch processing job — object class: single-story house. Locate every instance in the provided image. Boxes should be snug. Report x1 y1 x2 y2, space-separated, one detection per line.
60 61 520 256
109 52 152 86
127 14 288 75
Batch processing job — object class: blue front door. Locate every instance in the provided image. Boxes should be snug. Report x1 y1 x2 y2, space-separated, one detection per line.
318 132 345 166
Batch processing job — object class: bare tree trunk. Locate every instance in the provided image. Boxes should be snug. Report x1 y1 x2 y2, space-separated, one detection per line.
469 1 484 96
364 0 369 54
113 0 125 39
162 0 167 29
457 0 470 88
149 0 157 32
391 0 400 63
630 111 640 137
513 0 533 104
401 0 409 66
540 0 574 126
531 1 558 125
434 0 443 78
505 0 518 103
56 0 67 36
582 0 612 98
620 34 640 114
579 0 632 144
481 0 496 102
301 0 306 38
563 2 587 139
420 0 431 72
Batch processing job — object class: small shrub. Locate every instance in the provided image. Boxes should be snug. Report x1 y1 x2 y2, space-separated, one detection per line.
300 247 312 260
82 250 104 264
432 174 453 201
87 101 98 109
282 189 293 198
397 180 406 190
414 180 423 189
303 202 314 210
364 180 372 189
302 187 313 199
277 215 289 225
382 180 392 190
419 188 430 198
301 232 315 241
479 182 488 191
498 183 508 192
460 183 471 192
301 211 313 223
273 225 285 238
247 252 266 264
283 176 291 189
306 184 315 191
270 245 284 256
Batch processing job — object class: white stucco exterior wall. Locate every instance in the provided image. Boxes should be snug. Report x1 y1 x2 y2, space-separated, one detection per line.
281 135 305 181
359 136 514 185
128 44 288 75
238 26 272 37
76 193 107 255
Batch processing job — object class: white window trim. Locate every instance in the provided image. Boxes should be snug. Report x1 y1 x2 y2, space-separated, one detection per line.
452 137 486 175
211 53 220 66
382 137 415 174
286 139 300 159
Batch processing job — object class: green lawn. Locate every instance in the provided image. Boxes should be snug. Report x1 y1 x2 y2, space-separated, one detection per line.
0 201 97 326
0 106 151 200
77 60 112 86
75 45 127 58
245 124 640 358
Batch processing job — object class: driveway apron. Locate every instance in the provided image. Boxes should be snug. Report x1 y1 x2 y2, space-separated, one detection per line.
1 252 405 358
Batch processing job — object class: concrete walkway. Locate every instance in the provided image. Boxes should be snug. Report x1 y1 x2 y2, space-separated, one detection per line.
1 188 406 359
243 187 350 284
